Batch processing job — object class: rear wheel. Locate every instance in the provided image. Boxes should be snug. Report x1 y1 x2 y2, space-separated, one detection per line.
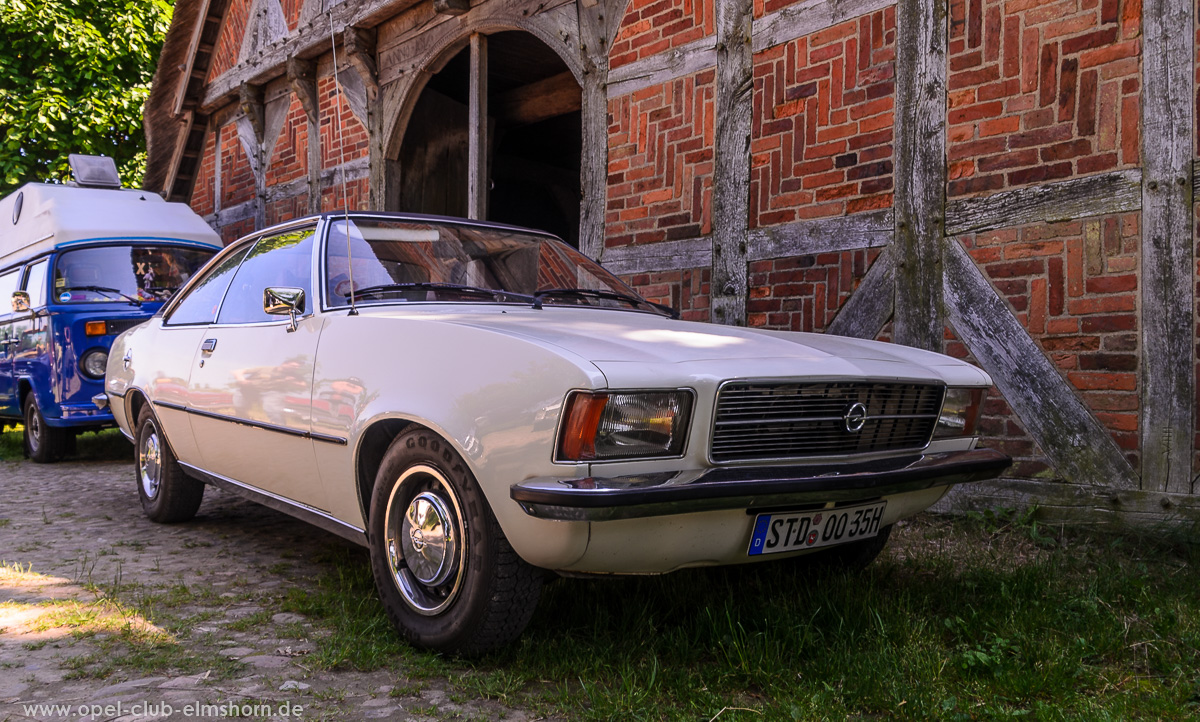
135 406 204 523
23 394 66 463
368 428 542 655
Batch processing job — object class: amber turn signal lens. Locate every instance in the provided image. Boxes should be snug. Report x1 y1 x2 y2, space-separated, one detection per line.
85 321 107 336
558 392 610 461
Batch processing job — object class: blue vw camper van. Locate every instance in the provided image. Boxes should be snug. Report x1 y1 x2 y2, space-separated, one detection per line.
0 158 221 461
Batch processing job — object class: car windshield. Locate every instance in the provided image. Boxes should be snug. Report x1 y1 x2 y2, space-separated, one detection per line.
54 244 217 304
326 219 656 312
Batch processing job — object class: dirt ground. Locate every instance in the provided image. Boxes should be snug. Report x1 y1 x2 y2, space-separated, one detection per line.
0 457 550 722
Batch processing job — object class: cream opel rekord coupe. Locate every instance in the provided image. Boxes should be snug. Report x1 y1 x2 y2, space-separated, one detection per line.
103 213 1010 653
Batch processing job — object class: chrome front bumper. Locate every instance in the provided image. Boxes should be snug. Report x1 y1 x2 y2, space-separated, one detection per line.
510 448 1011 521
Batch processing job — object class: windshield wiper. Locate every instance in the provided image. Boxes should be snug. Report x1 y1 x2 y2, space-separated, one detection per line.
531 288 678 318
61 285 142 306
346 282 535 304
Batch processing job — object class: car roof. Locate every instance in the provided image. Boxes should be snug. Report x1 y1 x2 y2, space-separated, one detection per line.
245 210 563 243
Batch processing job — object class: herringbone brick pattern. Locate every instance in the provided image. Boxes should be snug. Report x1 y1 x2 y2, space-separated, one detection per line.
219 122 255 208
207 0 252 81
751 8 896 227
746 250 880 332
318 77 369 168
191 132 217 218
958 214 1141 465
606 71 715 248
266 95 309 187
947 0 1141 197
610 0 714 69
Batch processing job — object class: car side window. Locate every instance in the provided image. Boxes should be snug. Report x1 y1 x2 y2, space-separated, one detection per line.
0 269 20 314
216 227 315 325
23 259 48 308
165 244 253 326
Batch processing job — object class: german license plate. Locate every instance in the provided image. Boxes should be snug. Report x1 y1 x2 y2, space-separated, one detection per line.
747 501 887 556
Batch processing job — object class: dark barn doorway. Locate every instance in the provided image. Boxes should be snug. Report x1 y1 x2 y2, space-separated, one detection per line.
392 31 583 246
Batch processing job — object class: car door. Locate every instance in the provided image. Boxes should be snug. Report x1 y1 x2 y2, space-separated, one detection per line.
185 224 329 510
12 259 51 405
154 241 258 466
0 268 21 417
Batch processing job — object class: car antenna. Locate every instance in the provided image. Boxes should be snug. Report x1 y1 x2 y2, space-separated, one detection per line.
329 11 358 316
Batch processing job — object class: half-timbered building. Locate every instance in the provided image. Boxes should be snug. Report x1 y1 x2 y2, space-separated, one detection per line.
142 0 1200 522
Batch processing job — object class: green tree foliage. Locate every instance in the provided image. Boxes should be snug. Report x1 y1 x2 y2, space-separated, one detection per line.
0 0 173 195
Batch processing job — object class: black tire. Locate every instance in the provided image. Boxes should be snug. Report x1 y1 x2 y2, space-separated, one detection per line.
793 524 893 574
23 394 66 463
368 428 542 655
135 406 204 523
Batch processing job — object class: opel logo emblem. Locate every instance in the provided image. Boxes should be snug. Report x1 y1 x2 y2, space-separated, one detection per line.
844 402 868 433
410 528 426 552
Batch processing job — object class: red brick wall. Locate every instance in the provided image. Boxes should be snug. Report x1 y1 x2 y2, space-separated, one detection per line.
266 196 308 226
266 95 309 187
207 0 252 82
219 217 255 245
320 178 369 213
610 0 714 70
606 71 715 248
318 76 370 168
751 8 896 227
282 0 303 32
622 268 711 322
947 0 1141 197
746 249 881 332
191 131 217 218
957 214 1141 467
219 122 256 208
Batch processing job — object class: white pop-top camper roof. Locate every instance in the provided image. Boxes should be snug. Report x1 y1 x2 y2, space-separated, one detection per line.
0 183 223 268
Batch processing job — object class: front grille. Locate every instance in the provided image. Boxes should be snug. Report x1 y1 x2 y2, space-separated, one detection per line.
711 381 945 462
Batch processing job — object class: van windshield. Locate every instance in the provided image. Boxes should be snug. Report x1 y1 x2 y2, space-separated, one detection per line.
53 245 216 304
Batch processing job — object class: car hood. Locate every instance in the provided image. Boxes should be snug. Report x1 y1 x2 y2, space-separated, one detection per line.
389 306 991 386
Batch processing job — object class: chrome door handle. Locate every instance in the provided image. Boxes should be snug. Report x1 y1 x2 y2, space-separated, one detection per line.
201 338 217 353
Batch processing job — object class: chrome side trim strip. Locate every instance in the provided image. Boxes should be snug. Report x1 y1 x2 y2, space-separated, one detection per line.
179 462 368 547
152 399 347 445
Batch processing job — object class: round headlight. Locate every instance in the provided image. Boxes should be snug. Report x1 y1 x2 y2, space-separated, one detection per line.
80 349 109 380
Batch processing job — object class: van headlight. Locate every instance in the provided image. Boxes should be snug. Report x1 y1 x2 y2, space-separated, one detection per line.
557 390 693 461
80 349 109 380
934 387 986 438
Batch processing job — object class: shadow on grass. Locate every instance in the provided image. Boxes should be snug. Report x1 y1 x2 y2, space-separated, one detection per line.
270 519 1200 721
0 426 131 462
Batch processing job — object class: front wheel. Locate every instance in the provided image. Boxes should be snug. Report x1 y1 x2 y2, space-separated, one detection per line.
368 429 542 655
23 394 66 463
135 406 204 523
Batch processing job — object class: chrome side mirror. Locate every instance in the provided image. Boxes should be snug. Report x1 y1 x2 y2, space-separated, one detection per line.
11 290 29 313
263 287 305 332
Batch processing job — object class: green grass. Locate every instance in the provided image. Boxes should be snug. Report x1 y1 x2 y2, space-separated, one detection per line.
271 517 1200 721
0 425 130 461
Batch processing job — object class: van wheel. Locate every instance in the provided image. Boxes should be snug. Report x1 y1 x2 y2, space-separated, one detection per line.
23 395 66 463
368 428 543 655
135 406 204 523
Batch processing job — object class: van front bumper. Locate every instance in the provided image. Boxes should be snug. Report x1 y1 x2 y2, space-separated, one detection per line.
510 448 1011 522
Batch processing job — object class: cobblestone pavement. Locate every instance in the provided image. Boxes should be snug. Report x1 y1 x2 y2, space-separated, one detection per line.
0 456 549 722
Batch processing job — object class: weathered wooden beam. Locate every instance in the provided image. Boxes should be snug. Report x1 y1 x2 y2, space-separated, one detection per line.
467 33 488 220
493 72 582 127
600 237 712 275
934 477 1200 526
433 0 470 15
606 36 715 98
344 26 379 101
234 113 266 229
710 0 753 326
826 245 895 339
578 0 612 260
163 111 195 202
1140 0 1194 494
203 198 256 226
946 169 1143 236
174 0 215 116
943 239 1139 490
892 0 946 352
746 209 893 261
263 175 309 203
286 57 318 125
752 0 892 53
237 83 265 148
318 155 372 187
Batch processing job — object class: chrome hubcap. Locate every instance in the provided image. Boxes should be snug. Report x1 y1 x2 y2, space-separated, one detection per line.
139 427 162 499
25 406 40 452
384 465 465 615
